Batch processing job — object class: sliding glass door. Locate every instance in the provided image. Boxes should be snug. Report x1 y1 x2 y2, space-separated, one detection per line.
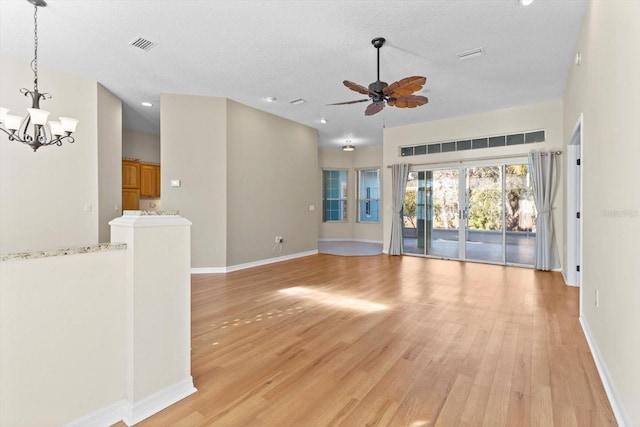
402 163 535 266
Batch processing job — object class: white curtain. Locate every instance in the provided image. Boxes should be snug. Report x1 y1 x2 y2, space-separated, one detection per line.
389 164 410 255
528 151 559 270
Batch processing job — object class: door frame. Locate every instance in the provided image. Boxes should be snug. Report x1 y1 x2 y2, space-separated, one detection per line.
566 114 583 287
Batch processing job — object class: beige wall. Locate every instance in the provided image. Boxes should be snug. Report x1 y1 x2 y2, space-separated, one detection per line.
563 1 640 425
318 145 383 243
382 100 564 257
97 84 123 243
161 93 228 268
122 128 160 163
0 56 100 253
161 95 318 269
226 100 318 266
0 250 127 427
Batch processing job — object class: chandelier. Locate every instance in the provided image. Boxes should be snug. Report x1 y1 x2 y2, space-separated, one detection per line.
0 0 78 152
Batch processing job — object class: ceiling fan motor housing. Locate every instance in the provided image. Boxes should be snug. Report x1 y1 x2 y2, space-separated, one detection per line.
368 80 388 93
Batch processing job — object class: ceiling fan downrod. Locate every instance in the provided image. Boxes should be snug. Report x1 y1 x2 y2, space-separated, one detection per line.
369 37 388 96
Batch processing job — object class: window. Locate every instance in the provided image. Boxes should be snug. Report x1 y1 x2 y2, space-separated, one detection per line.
357 168 380 223
323 169 347 222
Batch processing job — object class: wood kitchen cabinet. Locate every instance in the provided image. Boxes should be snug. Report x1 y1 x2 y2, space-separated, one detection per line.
122 160 140 189
140 163 160 197
122 188 140 210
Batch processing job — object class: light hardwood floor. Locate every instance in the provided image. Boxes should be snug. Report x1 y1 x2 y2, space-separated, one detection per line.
118 254 616 427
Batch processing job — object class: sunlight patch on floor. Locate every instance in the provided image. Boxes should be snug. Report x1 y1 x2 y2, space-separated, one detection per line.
279 286 388 312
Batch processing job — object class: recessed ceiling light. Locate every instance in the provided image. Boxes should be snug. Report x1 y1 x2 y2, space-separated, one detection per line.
264 97 277 103
289 98 305 105
457 47 484 61
319 118 328 124
141 102 153 107
519 0 534 5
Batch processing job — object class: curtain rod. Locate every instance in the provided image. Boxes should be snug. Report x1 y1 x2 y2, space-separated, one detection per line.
386 150 562 168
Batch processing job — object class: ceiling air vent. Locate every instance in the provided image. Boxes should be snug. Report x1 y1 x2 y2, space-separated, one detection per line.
129 37 157 52
457 47 484 61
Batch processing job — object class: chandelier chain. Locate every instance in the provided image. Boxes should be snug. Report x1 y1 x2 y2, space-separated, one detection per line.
32 5 39 92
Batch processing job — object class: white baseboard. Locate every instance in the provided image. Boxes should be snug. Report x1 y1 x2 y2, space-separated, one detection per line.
318 238 384 244
191 250 318 274
66 377 197 427
191 266 227 274
123 377 197 426
580 317 631 427
63 399 128 427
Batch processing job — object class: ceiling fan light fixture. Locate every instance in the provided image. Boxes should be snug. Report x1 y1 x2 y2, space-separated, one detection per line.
342 141 355 151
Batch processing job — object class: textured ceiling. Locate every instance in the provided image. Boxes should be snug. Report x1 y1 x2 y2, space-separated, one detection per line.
0 0 586 149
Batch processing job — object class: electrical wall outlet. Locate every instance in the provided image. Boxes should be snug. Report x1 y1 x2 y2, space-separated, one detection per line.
275 236 281 243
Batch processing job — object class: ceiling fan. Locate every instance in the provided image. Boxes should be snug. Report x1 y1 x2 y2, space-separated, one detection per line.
329 37 428 116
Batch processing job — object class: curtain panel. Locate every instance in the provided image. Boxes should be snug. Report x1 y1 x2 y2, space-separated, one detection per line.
388 164 409 255
528 151 559 270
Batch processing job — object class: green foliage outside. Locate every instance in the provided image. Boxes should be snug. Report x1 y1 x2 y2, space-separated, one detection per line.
403 165 535 232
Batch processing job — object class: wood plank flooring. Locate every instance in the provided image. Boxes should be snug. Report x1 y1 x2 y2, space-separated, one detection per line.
119 254 616 427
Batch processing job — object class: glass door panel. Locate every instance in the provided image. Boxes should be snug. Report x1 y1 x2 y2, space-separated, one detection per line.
402 170 460 258
505 164 536 265
428 169 459 258
403 171 423 254
465 166 503 263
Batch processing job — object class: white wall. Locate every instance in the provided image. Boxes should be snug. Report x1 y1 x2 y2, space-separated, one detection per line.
161 93 228 268
97 84 123 243
122 128 160 164
0 250 127 427
0 56 100 253
226 99 318 266
382 100 564 257
318 145 383 243
563 1 640 425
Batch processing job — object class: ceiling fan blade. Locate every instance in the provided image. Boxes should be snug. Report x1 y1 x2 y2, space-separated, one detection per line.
344 80 374 96
390 95 429 109
328 98 370 106
383 76 427 97
365 102 385 116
